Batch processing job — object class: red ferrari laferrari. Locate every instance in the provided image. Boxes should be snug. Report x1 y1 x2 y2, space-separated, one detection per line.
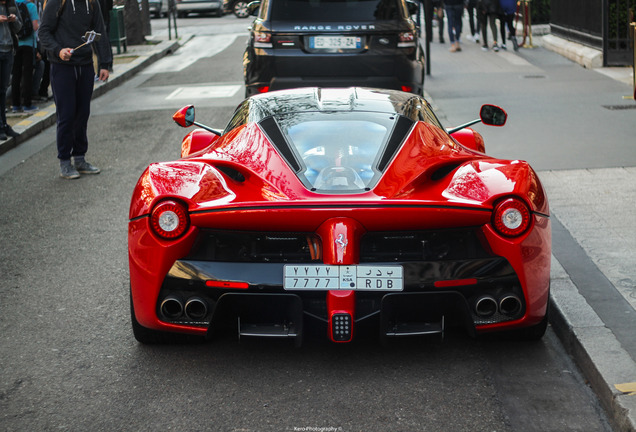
128 87 550 345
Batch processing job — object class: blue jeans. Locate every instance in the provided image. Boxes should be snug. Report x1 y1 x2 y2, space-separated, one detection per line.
445 4 464 44
0 50 13 127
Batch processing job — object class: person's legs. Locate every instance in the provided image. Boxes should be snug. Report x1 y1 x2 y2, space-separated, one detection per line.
10 47 25 110
0 50 13 139
51 63 78 162
488 14 499 49
479 11 489 49
71 63 95 159
20 46 35 109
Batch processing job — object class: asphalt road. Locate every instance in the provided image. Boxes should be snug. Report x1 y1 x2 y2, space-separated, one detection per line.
0 14 617 432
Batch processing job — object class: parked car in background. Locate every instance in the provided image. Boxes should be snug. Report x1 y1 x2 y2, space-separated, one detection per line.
225 0 250 17
176 0 224 17
243 0 425 97
149 0 169 17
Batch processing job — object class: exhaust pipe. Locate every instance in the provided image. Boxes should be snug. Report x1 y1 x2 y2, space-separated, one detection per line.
184 297 208 320
474 296 498 318
499 295 522 316
160 296 183 319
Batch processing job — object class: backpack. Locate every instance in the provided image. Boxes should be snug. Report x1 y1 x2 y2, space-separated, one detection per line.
15 1 34 40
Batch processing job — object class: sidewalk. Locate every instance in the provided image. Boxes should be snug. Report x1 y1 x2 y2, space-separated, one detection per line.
425 21 636 431
0 35 182 157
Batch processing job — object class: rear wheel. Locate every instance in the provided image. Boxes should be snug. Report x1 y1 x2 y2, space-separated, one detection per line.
233 0 249 18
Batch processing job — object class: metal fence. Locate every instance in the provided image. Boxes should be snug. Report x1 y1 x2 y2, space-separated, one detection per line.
551 0 635 66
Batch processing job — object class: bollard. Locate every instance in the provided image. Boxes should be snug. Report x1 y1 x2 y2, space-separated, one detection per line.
632 21 635 100
520 0 534 49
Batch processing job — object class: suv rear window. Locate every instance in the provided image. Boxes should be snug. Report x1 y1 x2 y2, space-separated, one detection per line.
270 0 403 21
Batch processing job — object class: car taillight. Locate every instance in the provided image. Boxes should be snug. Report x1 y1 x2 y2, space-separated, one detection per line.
492 198 531 237
150 200 190 239
254 32 272 48
398 32 416 47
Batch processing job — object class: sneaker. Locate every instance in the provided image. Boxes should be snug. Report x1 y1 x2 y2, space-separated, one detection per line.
4 125 18 138
481 45 488 51
493 43 500 52
474 34 480 43
512 37 519 51
60 163 80 179
501 44 507 50
74 159 101 175
22 106 38 113
11 106 21 113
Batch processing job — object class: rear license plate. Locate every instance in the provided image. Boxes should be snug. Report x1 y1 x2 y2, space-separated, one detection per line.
283 265 403 291
309 36 362 50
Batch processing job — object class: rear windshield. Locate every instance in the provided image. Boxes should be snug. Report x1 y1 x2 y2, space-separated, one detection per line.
270 0 403 21
275 111 397 192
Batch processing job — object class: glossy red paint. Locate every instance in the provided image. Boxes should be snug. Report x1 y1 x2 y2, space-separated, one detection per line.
451 127 486 153
128 89 552 343
180 129 220 158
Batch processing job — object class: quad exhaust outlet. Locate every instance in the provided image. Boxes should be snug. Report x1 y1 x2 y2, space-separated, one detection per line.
474 294 522 318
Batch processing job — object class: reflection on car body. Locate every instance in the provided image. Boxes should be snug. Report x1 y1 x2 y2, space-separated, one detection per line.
128 87 551 347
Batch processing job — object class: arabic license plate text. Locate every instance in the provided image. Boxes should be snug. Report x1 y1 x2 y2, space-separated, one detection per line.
283 265 403 291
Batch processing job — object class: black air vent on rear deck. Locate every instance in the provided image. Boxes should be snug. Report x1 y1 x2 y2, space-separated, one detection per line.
377 116 414 171
260 117 301 172
431 163 461 181
216 165 246 182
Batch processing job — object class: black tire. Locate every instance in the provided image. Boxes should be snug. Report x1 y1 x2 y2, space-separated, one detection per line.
233 0 249 18
516 307 549 340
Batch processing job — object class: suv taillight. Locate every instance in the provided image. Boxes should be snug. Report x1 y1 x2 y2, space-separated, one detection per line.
398 31 415 47
254 32 272 48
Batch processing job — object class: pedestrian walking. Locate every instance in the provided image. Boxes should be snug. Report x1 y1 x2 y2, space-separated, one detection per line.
445 0 463 52
38 0 112 179
11 0 39 114
465 0 480 43
432 0 445 43
499 0 518 50
0 0 21 141
477 0 501 51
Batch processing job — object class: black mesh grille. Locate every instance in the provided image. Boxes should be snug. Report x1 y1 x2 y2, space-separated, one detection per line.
360 228 491 262
186 230 320 263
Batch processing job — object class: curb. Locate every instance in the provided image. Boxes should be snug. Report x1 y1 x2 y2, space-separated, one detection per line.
0 37 182 157
541 34 604 69
550 256 636 432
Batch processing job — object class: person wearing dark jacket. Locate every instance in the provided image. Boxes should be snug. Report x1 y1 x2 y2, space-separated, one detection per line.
0 0 21 140
477 0 501 51
38 0 112 179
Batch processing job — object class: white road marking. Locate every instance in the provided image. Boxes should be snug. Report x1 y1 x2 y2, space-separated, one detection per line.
142 33 242 73
166 85 242 99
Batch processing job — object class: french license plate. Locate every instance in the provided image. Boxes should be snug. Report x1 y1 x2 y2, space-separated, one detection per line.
310 36 362 50
283 265 403 291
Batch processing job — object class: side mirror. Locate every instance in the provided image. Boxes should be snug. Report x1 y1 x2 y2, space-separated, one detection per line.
480 105 507 127
173 105 195 128
247 0 260 16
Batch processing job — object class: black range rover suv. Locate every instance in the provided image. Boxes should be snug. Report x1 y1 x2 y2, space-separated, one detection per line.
243 0 424 97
